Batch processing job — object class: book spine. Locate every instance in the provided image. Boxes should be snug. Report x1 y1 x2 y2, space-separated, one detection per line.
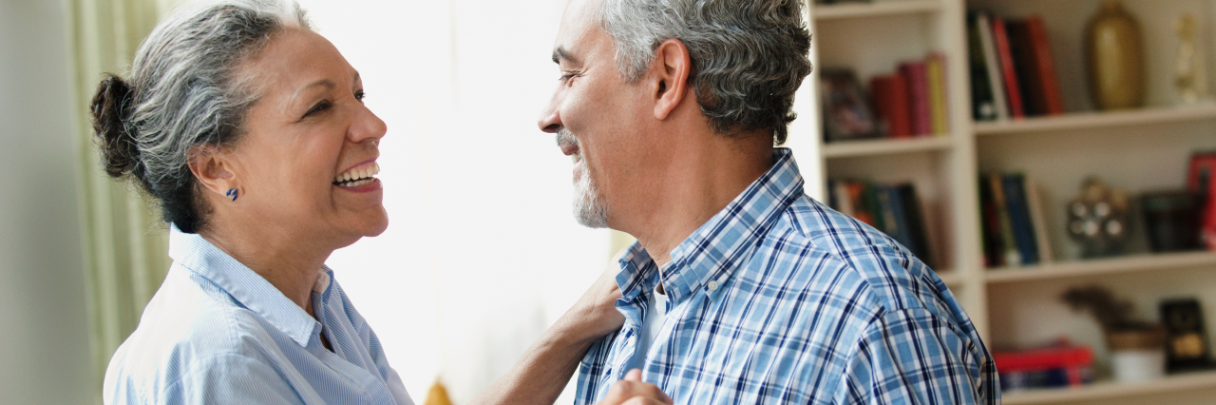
927 53 950 135
1027 16 1065 115
977 14 1010 120
900 62 932 136
1003 173 1039 265
990 174 1022 266
870 74 913 138
991 17 1025 118
979 177 1003 268
899 184 934 267
1024 175 1054 263
967 14 998 121
1008 19 1046 116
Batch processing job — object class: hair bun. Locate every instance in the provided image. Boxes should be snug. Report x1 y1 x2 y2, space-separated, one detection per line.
91 75 141 179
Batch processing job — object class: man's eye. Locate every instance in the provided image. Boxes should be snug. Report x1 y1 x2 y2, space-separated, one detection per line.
304 100 332 117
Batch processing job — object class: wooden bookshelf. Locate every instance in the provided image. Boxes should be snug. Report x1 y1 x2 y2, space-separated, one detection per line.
812 0 944 21
974 103 1216 136
799 1 1216 403
1001 370 1216 405
822 136 953 158
985 251 1216 284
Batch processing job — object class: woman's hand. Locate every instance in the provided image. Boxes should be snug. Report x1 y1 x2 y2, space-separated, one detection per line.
560 252 627 342
595 369 673 405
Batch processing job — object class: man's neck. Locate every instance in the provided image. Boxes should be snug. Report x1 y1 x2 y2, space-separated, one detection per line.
624 132 774 268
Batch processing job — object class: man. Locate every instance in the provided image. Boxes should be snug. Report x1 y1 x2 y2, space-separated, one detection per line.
537 0 999 404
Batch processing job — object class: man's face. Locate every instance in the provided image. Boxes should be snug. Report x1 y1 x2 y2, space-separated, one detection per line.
539 0 652 229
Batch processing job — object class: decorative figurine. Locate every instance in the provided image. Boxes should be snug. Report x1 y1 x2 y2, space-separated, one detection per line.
1174 14 1208 104
1066 178 1131 258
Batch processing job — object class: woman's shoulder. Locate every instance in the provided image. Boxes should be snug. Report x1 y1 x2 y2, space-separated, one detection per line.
104 266 288 397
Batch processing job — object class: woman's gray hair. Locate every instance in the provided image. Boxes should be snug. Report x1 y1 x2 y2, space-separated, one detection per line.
91 0 309 233
596 0 812 144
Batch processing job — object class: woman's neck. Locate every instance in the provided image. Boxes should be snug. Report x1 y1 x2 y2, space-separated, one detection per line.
198 225 331 317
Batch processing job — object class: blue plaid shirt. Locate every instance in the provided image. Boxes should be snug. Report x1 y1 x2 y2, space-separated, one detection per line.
574 149 998 405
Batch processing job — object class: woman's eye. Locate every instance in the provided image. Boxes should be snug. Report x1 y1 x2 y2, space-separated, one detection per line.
303 100 332 118
354 90 366 103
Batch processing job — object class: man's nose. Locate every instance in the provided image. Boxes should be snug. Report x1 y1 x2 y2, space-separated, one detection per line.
538 94 562 133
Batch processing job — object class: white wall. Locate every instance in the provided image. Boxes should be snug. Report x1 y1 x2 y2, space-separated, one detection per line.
0 0 96 404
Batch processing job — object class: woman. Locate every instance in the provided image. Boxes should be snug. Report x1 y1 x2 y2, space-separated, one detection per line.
94 1 668 404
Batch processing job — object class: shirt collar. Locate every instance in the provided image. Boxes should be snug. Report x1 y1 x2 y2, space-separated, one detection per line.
168 226 328 347
616 148 805 305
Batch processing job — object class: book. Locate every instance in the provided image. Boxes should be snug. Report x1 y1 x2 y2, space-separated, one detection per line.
899 61 932 136
989 174 1022 266
976 13 1010 120
967 13 999 121
926 53 949 135
1188 152 1216 250
991 16 1025 118
1024 175 1055 264
1026 16 1065 115
870 74 913 138
979 178 1005 267
897 184 934 267
1007 19 1047 116
1003 173 1040 265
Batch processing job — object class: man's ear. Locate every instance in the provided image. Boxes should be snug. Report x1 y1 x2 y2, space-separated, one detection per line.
187 144 238 198
649 38 692 120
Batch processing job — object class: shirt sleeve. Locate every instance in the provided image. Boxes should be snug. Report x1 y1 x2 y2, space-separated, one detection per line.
835 308 998 405
162 354 302 404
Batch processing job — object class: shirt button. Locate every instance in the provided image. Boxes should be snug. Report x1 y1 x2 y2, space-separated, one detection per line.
707 281 719 291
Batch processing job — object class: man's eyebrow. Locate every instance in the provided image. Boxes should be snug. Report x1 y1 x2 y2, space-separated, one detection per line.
552 46 579 65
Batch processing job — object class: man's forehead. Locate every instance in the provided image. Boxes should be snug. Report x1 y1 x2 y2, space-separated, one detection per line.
552 0 605 64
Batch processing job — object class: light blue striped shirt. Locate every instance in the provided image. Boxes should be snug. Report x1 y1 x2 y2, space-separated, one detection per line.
104 228 413 405
574 149 998 404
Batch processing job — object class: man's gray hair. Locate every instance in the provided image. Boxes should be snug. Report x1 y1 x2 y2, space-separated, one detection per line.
92 0 309 233
596 0 812 144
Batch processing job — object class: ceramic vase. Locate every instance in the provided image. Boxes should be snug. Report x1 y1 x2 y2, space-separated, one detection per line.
1085 1 1146 110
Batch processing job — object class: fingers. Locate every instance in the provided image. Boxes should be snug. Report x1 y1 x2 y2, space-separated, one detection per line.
598 377 673 405
622 396 673 405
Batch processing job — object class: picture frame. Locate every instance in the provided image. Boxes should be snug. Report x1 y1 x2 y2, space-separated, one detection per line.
820 68 882 142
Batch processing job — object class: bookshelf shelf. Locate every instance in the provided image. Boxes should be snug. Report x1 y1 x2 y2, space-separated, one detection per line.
972 103 1216 136
822 136 952 158
1000 370 1216 405
984 251 1216 284
812 0 943 21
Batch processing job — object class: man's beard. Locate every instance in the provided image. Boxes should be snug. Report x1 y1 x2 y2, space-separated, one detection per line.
558 130 609 228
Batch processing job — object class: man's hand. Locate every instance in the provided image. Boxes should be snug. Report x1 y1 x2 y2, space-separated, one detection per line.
595 369 673 405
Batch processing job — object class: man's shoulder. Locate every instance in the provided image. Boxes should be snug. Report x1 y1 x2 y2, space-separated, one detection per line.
757 195 950 312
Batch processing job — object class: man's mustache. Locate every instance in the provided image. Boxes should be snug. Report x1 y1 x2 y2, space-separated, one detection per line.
556 129 577 149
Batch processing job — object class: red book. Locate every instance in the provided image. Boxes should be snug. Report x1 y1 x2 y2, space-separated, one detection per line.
899 61 931 135
1027 16 1065 115
991 17 1025 118
870 74 912 138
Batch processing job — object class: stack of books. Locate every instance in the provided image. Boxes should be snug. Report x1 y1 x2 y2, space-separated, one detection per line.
967 12 1065 121
980 173 1053 268
994 343 1095 392
869 52 951 138
827 180 934 267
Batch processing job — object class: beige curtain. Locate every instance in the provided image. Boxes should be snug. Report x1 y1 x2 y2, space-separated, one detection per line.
68 0 180 389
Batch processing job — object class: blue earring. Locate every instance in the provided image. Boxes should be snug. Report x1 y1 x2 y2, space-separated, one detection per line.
226 189 238 202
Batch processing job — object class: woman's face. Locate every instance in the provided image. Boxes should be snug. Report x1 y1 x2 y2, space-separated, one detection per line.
228 28 388 248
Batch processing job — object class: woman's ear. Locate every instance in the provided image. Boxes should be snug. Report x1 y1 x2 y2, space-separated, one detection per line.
649 38 693 120
187 144 238 198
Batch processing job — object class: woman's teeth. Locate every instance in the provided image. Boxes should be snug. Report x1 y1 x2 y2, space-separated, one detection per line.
334 162 380 187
